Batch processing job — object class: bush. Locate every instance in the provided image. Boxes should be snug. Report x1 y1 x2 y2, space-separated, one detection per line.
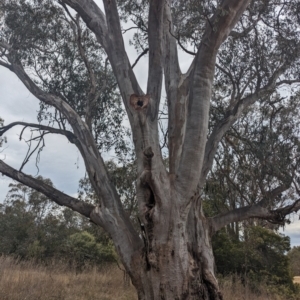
66 231 117 270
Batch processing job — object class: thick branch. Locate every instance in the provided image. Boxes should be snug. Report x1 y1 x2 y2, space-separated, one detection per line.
0 121 77 144
0 160 94 217
59 0 109 48
177 0 251 196
102 0 142 96
210 199 300 233
210 182 293 232
200 65 290 187
146 0 165 117
163 1 187 174
61 0 142 117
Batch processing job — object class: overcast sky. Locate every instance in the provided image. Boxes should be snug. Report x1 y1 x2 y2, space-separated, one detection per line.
0 1 299 248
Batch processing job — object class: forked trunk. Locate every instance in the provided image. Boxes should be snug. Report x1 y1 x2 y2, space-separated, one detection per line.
130 190 222 300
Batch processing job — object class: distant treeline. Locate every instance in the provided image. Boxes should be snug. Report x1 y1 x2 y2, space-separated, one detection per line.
0 178 117 270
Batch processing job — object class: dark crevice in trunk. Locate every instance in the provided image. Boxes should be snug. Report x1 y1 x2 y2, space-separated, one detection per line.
145 187 156 267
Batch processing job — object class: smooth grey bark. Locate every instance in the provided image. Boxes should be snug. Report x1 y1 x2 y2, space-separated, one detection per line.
0 160 95 217
1 0 300 299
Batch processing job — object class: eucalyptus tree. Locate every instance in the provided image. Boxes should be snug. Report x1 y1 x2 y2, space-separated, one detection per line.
0 0 300 299
204 92 300 236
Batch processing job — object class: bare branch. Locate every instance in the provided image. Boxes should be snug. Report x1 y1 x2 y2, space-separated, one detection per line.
167 26 196 56
0 121 77 143
131 48 149 69
0 160 95 217
19 131 45 173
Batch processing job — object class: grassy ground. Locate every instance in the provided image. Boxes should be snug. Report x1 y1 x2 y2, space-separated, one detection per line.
0 256 137 300
0 256 298 300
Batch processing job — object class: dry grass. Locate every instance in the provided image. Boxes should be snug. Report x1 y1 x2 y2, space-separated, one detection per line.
0 256 297 300
219 276 284 300
0 256 137 300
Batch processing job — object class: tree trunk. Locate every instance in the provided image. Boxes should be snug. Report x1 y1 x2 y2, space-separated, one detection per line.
130 190 222 300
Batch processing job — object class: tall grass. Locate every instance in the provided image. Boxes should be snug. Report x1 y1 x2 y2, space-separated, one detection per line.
0 256 298 299
0 256 137 300
219 275 293 300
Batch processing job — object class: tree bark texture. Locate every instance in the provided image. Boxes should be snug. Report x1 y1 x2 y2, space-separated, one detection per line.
127 169 221 300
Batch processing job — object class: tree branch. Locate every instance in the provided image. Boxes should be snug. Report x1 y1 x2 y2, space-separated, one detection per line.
0 121 77 144
60 0 142 116
59 0 109 48
146 0 165 116
162 1 187 174
102 0 143 94
177 0 251 196
0 160 95 217
200 65 289 187
131 48 149 69
210 198 300 233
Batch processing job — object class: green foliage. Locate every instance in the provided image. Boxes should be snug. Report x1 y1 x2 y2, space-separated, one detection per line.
0 179 116 268
213 226 295 296
67 231 116 270
288 246 300 277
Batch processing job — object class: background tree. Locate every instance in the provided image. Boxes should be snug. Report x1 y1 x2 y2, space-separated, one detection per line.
213 226 293 288
0 179 116 266
1 0 300 299
288 246 300 277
